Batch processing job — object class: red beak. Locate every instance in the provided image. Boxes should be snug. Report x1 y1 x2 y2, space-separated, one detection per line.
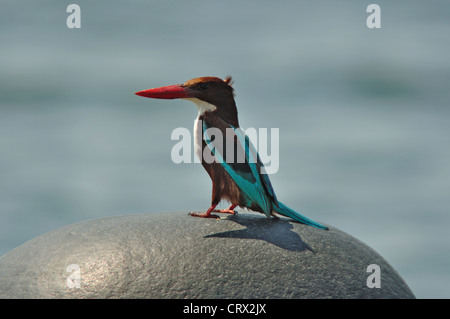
135 84 194 99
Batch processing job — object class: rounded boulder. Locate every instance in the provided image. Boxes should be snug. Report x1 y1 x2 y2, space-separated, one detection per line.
0 211 415 298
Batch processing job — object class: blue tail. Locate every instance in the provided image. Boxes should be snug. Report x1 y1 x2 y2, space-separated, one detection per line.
273 201 328 230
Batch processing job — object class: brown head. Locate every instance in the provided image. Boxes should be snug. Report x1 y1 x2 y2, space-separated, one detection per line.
135 76 239 126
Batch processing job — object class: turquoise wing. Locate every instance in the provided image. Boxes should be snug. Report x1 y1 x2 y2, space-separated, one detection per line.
202 120 277 216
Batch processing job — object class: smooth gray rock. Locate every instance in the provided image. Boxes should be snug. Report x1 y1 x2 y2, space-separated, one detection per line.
0 211 414 298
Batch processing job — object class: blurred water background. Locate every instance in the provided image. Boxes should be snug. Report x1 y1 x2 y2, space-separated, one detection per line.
1 1 449 298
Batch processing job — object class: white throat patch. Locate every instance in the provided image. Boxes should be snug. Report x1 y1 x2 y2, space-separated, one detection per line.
183 97 217 114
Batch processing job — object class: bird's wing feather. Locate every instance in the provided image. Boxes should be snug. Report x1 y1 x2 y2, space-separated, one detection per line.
202 119 277 215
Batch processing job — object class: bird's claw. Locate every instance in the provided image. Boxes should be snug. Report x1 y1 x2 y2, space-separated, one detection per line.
188 212 220 219
212 209 238 215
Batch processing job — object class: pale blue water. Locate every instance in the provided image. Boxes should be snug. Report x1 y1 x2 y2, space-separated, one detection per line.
1 1 450 298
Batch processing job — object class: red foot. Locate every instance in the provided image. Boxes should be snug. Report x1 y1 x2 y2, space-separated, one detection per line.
189 204 220 219
189 204 238 219
213 204 238 215
189 212 220 219
213 209 237 214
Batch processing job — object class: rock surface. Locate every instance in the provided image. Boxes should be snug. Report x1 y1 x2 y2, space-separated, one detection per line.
0 211 415 298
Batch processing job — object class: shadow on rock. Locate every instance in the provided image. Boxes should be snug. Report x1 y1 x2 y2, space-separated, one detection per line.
204 214 314 253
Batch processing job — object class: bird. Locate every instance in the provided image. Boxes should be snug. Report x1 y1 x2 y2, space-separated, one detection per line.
135 76 328 230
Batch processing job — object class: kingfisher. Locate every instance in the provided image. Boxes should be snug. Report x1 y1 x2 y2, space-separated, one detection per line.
135 76 328 230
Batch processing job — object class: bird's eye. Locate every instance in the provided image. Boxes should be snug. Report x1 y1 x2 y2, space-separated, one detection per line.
198 83 209 90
